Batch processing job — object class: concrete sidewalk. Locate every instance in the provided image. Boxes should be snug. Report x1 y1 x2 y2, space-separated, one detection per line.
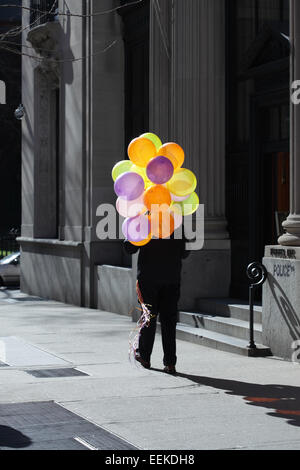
0 289 300 450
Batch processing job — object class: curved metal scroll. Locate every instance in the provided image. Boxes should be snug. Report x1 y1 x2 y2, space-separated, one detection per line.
246 262 268 287
246 262 268 350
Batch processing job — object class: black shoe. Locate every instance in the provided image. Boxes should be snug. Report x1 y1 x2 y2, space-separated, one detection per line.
135 352 151 369
163 365 177 375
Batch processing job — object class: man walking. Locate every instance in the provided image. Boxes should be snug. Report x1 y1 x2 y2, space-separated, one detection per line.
124 234 189 374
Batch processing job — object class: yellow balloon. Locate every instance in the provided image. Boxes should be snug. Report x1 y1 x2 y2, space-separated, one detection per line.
145 181 154 189
112 160 133 182
140 132 162 151
180 192 199 216
131 165 152 188
167 168 197 197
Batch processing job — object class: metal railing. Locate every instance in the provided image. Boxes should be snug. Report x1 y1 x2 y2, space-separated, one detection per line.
30 0 58 28
246 262 268 351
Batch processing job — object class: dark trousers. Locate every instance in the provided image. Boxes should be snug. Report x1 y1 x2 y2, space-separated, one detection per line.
137 278 180 366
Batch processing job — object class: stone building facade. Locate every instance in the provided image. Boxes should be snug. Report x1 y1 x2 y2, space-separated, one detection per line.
20 0 230 310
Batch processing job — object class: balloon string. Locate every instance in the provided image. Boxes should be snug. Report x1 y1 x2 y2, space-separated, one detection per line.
129 281 152 363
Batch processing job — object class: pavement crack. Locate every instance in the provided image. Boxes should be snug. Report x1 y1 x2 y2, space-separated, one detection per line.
154 384 202 391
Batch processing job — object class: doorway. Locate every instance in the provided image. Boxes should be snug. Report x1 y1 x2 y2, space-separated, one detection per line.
250 92 290 263
263 151 289 244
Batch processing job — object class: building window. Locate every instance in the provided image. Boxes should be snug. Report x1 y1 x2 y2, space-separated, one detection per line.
227 0 289 146
0 81 6 104
30 0 58 28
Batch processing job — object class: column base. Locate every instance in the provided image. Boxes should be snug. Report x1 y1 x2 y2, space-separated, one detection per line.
263 245 300 360
278 215 300 246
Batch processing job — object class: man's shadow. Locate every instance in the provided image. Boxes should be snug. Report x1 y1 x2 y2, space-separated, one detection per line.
152 271 300 428
152 369 300 428
0 425 32 449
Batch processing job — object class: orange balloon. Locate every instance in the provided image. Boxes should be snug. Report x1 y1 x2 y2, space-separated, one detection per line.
143 185 171 212
150 211 175 239
157 143 185 170
128 137 157 167
131 233 152 246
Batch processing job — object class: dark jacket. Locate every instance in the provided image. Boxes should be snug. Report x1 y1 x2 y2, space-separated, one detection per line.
124 235 189 285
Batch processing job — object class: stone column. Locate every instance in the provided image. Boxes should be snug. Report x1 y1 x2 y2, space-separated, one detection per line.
150 0 229 241
279 0 300 246
170 0 229 242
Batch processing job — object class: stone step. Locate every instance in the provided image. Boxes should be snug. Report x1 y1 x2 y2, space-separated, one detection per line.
175 323 272 357
196 298 262 323
179 311 262 343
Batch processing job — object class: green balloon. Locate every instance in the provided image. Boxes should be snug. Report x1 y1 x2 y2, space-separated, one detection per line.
140 132 162 151
180 192 199 216
112 160 133 182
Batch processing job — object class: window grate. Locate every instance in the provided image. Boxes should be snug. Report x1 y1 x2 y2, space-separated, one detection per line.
25 368 89 378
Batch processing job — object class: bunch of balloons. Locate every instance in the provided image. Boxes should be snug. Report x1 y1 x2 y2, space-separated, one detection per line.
112 132 199 246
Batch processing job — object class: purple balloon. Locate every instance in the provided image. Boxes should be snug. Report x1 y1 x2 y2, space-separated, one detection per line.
146 156 174 184
122 215 151 242
114 171 145 201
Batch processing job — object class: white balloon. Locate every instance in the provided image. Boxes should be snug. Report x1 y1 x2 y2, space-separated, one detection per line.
116 194 146 218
